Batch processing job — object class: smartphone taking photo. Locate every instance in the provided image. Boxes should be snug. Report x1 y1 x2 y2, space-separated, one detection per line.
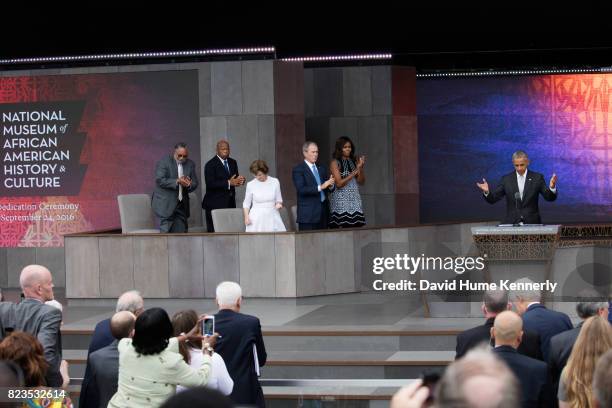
201 316 215 337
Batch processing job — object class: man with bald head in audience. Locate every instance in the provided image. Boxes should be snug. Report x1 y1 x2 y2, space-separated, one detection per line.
492 311 550 408
0 265 63 387
80 311 136 408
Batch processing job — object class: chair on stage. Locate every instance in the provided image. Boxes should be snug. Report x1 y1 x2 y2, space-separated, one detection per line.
117 194 160 234
211 208 246 233
187 192 207 233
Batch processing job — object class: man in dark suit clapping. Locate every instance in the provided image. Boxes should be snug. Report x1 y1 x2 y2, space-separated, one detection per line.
202 140 245 232
476 150 557 225
292 141 335 231
214 281 267 408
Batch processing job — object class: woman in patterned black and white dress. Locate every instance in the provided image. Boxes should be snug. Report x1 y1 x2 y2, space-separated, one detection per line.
329 136 366 228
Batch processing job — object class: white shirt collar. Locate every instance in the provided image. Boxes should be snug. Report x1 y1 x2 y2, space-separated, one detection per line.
516 169 528 178
304 159 316 168
527 301 540 308
217 155 227 163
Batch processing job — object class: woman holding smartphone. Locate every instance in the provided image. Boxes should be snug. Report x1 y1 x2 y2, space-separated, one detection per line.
329 136 366 228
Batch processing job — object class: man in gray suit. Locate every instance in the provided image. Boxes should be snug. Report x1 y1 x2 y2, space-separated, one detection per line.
0 265 62 387
152 142 199 233
80 311 136 408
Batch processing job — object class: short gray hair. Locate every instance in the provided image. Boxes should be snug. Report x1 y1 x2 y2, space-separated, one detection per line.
436 347 520 407
116 290 144 313
484 289 509 314
511 150 529 161
302 141 317 153
510 277 541 303
575 290 608 319
216 281 242 307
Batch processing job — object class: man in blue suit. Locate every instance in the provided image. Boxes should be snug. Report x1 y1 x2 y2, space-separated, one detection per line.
511 277 572 361
292 141 335 231
492 311 551 408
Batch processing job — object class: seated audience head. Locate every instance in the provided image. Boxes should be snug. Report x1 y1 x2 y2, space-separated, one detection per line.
116 290 144 316
482 289 509 317
492 311 523 349
19 264 54 302
132 308 173 356
593 349 612 408
0 332 48 387
302 141 319 164
216 281 242 311
171 309 201 363
333 136 356 161
509 277 540 315
436 347 520 407
575 289 609 321
249 160 269 182
160 386 234 408
564 315 612 407
110 311 136 340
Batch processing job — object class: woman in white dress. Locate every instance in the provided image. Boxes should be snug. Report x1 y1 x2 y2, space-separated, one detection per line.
243 160 286 232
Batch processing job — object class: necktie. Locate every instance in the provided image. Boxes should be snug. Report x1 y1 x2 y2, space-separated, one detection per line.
223 159 230 175
311 164 325 202
178 162 184 201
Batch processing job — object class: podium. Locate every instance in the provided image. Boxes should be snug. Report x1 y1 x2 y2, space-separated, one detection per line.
471 225 561 302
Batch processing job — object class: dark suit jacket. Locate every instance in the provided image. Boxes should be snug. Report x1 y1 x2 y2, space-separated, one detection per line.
152 155 199 219
455 317 543 360
0 299 62 387
484 170 557 224
202 156 239 210
87 318 114 356
214 309 267 408
547 323 582 405
292 161 333 224
493 345 550 408
522 304 572 361
80 340 119 408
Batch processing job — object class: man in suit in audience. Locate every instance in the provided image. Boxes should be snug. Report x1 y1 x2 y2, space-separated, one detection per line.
456 289 542 360
548 296 609 405
0 265 63 387
292 141 335 231
86 290 144 356
202 140 245 232
476 150 557 224
511 277 572 361
79 311 136 408
492 311 550 408
152 142 199 233
214 281 267 408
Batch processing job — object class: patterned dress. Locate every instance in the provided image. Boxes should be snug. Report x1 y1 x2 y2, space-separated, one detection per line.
329 158 366 227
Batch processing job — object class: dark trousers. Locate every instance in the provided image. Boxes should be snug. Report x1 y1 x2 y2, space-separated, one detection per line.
160 199 188 233
298 200 329 231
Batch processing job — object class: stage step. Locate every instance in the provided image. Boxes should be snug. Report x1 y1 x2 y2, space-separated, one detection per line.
64 349 453 380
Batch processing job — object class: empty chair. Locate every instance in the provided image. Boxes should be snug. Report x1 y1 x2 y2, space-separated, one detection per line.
211 208 246 233
187 192 207 233
117 194 160 233
278 207 294 232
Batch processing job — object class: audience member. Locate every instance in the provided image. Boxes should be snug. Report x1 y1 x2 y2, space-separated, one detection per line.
0 360 24 408
292 141 335 230
108 307 214 408
172 309 234 395
548 293 609 405
511 277 572 360
243 159 286 232
87 290 144 355
0 331 48 387
0 265 63 387
329 136 366 228
80 311 136 408
558 316 612 408
491 311 549 408
456 289 542 360
160 387 234 408
214 282 267 407
592 349 612 408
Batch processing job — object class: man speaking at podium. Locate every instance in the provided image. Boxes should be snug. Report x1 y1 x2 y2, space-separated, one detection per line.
476 151 558 225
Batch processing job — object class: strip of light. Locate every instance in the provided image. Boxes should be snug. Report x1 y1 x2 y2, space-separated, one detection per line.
0 47 276 65
281 53 392 62
417 67 605 78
